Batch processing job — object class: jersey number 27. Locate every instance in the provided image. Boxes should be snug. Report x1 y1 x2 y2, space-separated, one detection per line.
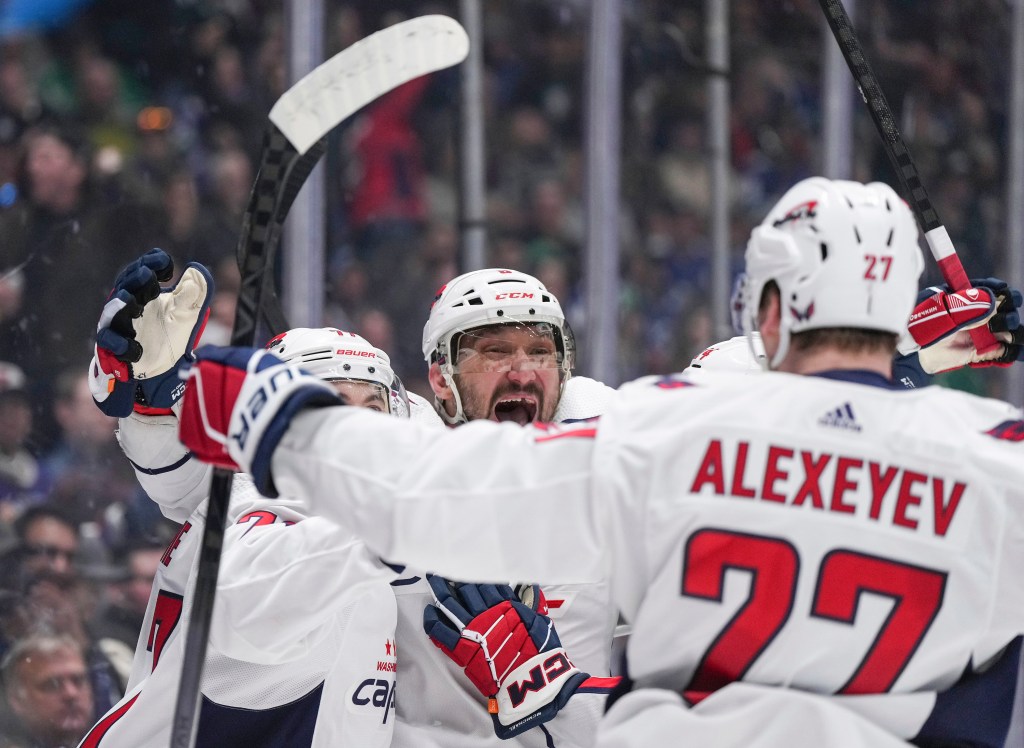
681 528 947 698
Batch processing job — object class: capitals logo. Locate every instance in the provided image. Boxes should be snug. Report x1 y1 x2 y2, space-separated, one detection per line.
347 637 397 724
772 200 817 228
789 301 815 322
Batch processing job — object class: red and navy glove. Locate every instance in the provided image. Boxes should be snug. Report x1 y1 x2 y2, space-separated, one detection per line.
178 346 340 496
422 575 588 739
900 277 1024 375
89 249 214 417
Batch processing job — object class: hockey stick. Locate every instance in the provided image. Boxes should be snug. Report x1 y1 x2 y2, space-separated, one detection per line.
817 0 1001 355
170 16 469 748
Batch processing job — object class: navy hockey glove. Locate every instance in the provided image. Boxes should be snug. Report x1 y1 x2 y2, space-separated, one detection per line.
177 347 340 496
900 277 1024 375
89 249 215 417
422 575 587 739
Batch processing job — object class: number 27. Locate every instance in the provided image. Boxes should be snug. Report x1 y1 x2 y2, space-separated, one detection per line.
864 254 893 280
681 528 946 697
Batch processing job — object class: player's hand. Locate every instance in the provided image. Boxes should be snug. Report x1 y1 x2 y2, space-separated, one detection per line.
902 278 1024 374
422 575 587 739
177 346 340 496
89 249 215 417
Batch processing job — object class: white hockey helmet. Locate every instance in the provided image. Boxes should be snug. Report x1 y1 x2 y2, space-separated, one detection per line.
422 268 574 423
684 335 766 378
739 177 924 367
265 327 410 418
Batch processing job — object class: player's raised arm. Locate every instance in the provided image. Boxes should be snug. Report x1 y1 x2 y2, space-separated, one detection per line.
177 346 609 587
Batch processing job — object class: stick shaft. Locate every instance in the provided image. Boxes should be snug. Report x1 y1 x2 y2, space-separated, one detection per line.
818 0 1001 354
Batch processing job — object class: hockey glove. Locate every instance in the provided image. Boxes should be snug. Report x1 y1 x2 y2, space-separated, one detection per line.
422 575 587 739
177 346 340 496
89 249 214 417
899 278 1024 375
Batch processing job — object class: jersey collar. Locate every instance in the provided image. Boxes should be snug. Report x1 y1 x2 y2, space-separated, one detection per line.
811 369 903 390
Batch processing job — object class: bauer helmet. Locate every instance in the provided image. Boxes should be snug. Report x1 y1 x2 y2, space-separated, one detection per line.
266 327 410 418
422 268 575 424
739 177 924 367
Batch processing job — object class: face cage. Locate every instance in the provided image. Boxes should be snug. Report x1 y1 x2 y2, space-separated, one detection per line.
324 377 410 418
432 319 574 424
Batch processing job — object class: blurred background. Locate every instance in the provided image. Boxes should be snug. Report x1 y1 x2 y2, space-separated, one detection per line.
0 0 1017 741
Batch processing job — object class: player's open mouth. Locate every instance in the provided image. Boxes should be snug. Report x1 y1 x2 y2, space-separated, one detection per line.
493 397 538 425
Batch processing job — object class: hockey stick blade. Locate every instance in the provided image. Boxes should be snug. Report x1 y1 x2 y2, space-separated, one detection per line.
170 15 469 748
271 14 470 156
240 13 470 339
817 0 1000 355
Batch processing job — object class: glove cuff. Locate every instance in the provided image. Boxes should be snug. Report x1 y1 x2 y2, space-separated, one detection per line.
492 648 586 738
89 352 136 418
223 358 341 497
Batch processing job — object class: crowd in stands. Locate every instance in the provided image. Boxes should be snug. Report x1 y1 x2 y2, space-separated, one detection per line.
0 1 1013 743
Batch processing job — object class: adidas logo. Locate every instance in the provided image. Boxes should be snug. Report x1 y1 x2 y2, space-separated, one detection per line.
818 402 862 432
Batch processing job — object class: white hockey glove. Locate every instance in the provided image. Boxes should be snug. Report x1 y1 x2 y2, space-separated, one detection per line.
898 277 1024 375
90 249 214 417
177 347 340 496
422 575 588 739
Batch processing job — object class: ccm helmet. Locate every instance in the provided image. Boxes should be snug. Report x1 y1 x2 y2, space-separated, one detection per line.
266 327 409 418
740 178 924 367
422 268 574 423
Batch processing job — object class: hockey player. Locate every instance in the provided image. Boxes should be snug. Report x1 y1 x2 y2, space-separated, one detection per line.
81 249 426 747
390 268 619 746
179 178 1024 747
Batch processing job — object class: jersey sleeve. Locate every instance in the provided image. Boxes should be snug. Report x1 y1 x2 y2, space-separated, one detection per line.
116 411 212 522
209 494 393 665
270 408 610 588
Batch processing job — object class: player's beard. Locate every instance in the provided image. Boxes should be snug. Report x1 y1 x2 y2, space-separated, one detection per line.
455 376 555 424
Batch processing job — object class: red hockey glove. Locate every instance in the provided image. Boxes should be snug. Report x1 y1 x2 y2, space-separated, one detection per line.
902 278 1024 374
422 575 587 739
89 249 214 417
178 347 340 496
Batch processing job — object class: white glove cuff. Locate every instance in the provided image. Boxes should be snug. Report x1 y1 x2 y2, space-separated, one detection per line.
224 356 337 476
496 647 581 726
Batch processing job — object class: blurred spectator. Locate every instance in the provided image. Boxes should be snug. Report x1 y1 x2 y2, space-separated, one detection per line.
489 106 564 233
345 76 431 282
201 44 265 160
71 46 140 168
0 364 45 519
39 369 137 529
5 508 124 714
0 122 160 447
0 633 94 748
89 540 160 657
12 506 77 585
206 145 253 250
522 176 584 272
155 168 236 271
323 259 372 334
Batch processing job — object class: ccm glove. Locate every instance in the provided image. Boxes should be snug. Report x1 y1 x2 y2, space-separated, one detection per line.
178 347 340 496
422 575 587 739
899 277 1024 374
89 249 214 417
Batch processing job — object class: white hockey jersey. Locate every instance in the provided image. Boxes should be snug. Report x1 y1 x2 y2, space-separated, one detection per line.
78 416 398 748
268 369 1024 748
390 376 618 748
